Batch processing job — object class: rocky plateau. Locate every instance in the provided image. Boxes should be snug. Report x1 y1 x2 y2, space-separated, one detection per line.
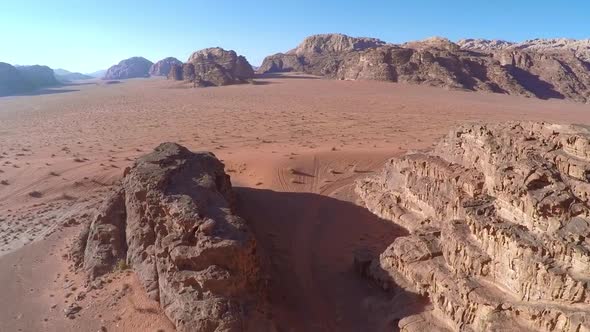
356 122 590 331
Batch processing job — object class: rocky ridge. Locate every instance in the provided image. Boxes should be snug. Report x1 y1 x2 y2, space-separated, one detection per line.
356 122 590 331
260 34 590 103
168 48 254 87
103 57 154 80
73 143 266 331
458 38 590 62
0 63 59 96
149 57 182 76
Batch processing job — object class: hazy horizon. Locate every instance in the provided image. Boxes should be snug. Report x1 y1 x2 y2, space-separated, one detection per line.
2 0 589 73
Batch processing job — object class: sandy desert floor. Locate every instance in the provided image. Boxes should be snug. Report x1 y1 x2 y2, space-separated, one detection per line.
1 74 590 331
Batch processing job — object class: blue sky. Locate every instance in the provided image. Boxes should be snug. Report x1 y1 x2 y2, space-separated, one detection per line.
1 0 589 73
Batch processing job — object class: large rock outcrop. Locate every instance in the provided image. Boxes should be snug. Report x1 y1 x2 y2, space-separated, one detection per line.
356 122 590 331
259 34 590 103
0 63 59 96
169 48 254 87
75 143 264 331
103 57 154 80
150 57 183 76
458 38 590 62
258 33 385 74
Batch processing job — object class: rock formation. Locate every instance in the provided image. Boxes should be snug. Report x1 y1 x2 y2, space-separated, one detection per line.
259 34 590 103
458 38 590 62
0 63 59 96
149 57 183 76
103 57 153 80
169 48 254 87
356 122 590 331
258 33 385 74
74 143 264 331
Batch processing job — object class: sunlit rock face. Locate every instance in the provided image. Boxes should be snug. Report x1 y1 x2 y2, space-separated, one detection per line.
357 122 590 332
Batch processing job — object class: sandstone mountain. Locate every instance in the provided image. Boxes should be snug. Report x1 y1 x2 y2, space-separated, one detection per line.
260 34 590 103
149 57 182 76
168 47 254 86
458 38 590 62
103 57 153 80
73 143 267 331
356 122 590 331
0 63 59 96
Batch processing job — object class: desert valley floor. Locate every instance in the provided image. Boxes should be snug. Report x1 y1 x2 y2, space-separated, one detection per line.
1 74 590 331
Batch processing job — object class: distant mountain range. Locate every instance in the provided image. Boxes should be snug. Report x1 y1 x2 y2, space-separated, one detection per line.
53 68 94 81
0 63 59 96
86 69 107 78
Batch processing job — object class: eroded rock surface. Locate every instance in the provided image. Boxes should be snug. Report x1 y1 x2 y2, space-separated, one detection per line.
260 34 590 103
76 143 264 331
169 48 254 86
357 122 590 331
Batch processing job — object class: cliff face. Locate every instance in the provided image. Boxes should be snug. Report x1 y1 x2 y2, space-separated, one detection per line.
260 34 590 103
356 122 590 332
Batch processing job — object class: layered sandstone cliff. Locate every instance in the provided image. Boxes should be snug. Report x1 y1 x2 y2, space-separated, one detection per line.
73 143 265 331
357 122 590 331
260 34 590 103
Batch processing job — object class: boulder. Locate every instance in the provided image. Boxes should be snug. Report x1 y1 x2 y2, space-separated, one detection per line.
103 57 153 80
75 143 264 331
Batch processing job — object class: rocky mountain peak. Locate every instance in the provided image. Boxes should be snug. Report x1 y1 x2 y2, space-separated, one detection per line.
288 33 386 56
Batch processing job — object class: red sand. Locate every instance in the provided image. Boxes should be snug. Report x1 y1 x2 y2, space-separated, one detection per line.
0 74 589 331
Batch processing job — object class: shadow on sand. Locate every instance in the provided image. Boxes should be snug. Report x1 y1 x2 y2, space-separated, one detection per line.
0 87 80 98
235 187 428 331
255 72 322 80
